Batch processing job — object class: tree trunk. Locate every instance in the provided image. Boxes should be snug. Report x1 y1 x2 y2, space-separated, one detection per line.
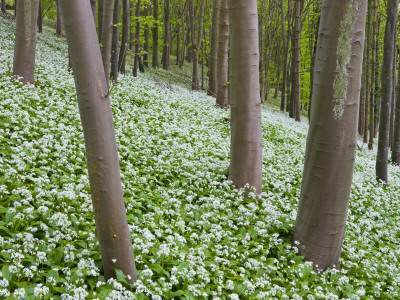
90 0 97 20
376 0 398 183
391 57 400 164
118 0 130 74
59 0 137 283
259 1 265 102
363 1 371 144
56 0 63 37
1 0 5 13
368 0 377 150
152 0 159 67
294 0 301 122
293 0 367 270
389 28 397 149
110 0 121 82
280 0 288 111
162 0 170 70
13 0 39 84
228 0 263 195
189 0 205 90
216 0 228 108
37 0 42 33
143 4 150 69
208 0 220 97
133 0 141 77
100 0 115 86
98 0 104 42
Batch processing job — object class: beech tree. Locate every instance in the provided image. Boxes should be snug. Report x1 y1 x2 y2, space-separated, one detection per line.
1 0 5 14
110 0 121 82
207 0 220 97
13 0 40 84
376 0 399 183
59 0 137 283
216 0 228 108
228 0 263 194
118 0 130 74
100 0 115 86
293 0 367 270
152 0 159 68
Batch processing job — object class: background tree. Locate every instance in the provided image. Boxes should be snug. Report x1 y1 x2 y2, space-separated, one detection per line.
228 0 263 194
13 0 40 84
216 0 228 108
375 0 399 183
100 0 115 86
110 0 121 82
59 0 137 283
207 0 220 97
293 0 367 270
118 0 130 74
189 0 205 90
152 0 159 67
162 0 170 70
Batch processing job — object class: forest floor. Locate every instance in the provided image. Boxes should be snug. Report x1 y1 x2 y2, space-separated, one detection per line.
1 16 400 300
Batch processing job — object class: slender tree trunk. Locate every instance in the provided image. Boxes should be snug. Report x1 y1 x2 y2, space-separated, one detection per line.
179 12 186 68
376 0 398 183
143 4 150 69
189 0 205 90
133 0 141 77
13 0 40 84
37 0 42 33
390 28 397 149
368 0 377 150
14 0 17 17
363 2 371 144
176 23 180 65
1 0 5 14
280 0 288 111
56 0 63 37
100 0 115 86
293 0 367 270
91 0 97 20
59 0 137 283
294 0 301 122
162 0 170 70
216 0 228 108
208 0 220 97
98 0 104 42
118 0 130 74
110 0 121 82
392 57 400 164
259 1 265 102
152 0 159 67
274 63 282 99
228 0 263 194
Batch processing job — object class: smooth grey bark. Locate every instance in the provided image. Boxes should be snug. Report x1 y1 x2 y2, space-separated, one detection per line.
368 0 377 150
376 0 399 183
118 0 130 74
110 0 121 82
294 0 301 122
293 0 367 270
228 0 263 194
59 0 137 283
100 0 115 86
13 0 39 84
208 0 220 97
98 0 104 41
216 0 228 108
280 0 288 111
152 0 159 67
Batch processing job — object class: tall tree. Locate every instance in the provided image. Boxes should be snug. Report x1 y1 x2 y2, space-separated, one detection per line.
216 0 228 108
162 0 170 70
110 0 121 82
280 0 288 111
228 0 263 194
100 0 115 86
293 0 367 270
13 0 40 84
293 0 301 121
368 0 377 150
118 0 130 74
59 0 137 283
37 0 42 33
133 0 142 77
1 0 5 13
208 0 220 97
98 0 104 41
90 0 97 19
189 0 205 90
56 0 63 37
152 0 159 67
143 4 150 69
392 59 400 165
376 0 399 183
